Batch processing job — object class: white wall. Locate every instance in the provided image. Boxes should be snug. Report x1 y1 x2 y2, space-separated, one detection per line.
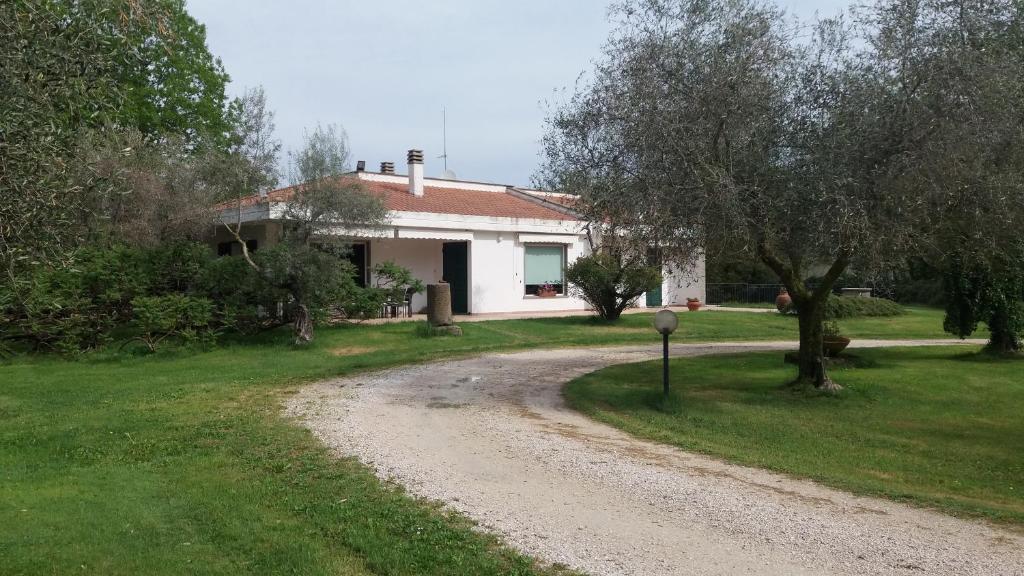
368 238 444 313
469 231 591 314
662 255 707 306
365 232 592 314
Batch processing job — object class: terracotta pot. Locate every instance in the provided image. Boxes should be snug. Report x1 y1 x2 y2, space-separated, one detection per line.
775 289 792 312
686 300 702 312
823 336 851 357
537 289 557 298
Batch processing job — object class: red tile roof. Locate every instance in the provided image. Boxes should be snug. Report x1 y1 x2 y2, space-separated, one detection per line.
219 177 578 221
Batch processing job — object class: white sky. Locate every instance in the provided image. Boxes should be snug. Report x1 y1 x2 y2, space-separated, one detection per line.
187 0 850 187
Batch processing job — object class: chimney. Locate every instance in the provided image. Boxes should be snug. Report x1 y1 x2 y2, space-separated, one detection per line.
380 161 395 174
407 149 424 197
356 160 366 172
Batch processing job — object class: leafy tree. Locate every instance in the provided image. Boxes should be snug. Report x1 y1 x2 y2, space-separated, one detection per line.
220 86 282 201
1 0 231 277
118 0 231 149
223 125 388 343
885 0 1024 354
539 0 942 389
73 129 225 247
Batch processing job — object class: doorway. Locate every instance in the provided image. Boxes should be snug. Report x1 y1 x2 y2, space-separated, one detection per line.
646 247 663 307
442 242 469 314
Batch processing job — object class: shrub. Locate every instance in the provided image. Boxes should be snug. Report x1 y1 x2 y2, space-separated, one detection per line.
824 296 905 319
943 253 1023 353
0 245 147 352
130 295 214 351
566 252 661 321
200 255 285 333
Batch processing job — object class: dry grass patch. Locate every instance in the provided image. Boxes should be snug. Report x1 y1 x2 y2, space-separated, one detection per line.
330 345 378 356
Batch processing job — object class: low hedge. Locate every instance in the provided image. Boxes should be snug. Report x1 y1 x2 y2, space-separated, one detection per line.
825 296 905 319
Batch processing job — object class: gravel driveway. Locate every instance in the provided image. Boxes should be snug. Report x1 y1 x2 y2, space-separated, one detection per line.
287 340 1023 576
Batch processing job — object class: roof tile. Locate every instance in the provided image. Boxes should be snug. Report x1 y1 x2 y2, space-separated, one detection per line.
219 177 577 221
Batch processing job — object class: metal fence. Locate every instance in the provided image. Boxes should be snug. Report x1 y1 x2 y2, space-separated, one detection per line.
706 283 787 306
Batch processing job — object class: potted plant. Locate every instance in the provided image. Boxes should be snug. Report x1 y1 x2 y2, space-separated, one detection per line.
775 288 792 312
686 297 702 311
822 320 850 356
536 282 558 298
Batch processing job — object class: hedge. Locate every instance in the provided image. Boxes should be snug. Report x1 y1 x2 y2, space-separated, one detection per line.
824 296 905 319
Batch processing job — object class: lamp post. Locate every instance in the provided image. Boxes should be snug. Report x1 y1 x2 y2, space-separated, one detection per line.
653 309 679 401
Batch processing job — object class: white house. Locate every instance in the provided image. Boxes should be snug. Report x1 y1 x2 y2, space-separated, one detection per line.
213 150 704 315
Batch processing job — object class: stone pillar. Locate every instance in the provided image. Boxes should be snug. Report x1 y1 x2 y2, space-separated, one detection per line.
427 283 453 326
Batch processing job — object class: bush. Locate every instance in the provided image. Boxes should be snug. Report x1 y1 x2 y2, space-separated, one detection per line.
0 245 147 352
824 296 905 319
1 242 264 353
566 252 661 321
130 295 214 351
200 255 285 333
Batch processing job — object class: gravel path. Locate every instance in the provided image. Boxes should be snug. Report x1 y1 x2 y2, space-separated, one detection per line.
287 339 1023 576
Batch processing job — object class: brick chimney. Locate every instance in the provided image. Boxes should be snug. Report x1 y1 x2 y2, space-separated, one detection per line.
407 149 424 197
380 161 395 174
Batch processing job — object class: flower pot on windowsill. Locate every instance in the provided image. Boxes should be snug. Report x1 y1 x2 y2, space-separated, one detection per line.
536 289 558 298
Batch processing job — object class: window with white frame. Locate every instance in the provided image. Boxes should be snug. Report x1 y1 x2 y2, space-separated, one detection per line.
524 245 566 295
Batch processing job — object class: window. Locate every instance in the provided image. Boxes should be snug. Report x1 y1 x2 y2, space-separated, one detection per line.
524 245 566 295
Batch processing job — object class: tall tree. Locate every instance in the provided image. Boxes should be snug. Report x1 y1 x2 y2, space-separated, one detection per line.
0 0 232 278
119 0 232 150
226 86 281 198
539 0 935 389
888 0 1024 353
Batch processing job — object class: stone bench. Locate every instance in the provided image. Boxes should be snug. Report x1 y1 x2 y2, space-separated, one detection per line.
839 287 873 298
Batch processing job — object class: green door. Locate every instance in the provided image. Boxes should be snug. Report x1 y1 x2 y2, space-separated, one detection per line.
442 242 469 314
645 247 663 307
645 282 663 307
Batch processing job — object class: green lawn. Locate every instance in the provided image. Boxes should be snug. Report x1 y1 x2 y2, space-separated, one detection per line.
0 307 971 574
564 346 1023 525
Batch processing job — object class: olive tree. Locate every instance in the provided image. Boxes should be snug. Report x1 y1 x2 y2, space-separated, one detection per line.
224 124 387 343
539 0 935 389
890 0 1024 354
1 0 231 275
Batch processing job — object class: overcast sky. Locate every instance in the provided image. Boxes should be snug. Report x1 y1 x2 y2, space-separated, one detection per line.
187 0 850 187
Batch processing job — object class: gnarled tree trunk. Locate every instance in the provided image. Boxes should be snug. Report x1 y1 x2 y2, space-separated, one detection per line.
759 242 849 391
293 303 314 344
793 294 836 390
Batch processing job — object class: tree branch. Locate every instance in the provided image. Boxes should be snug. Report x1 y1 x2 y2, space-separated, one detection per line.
812 249 851 302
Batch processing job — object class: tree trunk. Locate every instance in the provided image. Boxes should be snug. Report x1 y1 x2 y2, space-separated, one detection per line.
794 297 838 390
293 303 314 345
986 303 1022 354
756 242 849 390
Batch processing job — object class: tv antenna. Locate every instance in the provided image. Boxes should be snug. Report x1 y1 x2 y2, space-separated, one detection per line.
438 107 457 179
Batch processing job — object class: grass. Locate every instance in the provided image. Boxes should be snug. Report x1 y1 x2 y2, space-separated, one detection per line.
0 307 971 574
564 346 1023 525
